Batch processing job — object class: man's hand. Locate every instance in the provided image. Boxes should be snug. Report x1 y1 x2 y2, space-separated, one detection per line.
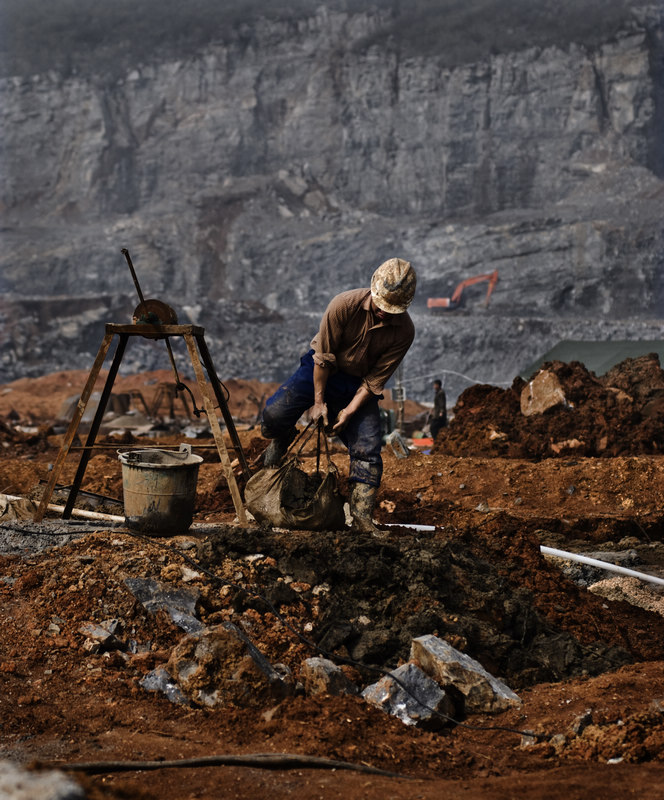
311 401 328 427
332 385 374 434
332 406 353 433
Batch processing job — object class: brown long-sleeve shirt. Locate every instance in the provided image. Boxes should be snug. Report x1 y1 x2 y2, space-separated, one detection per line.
310 288 415 396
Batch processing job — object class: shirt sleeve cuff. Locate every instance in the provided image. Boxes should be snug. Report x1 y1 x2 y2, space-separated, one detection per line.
362 378 382 396
313 352 337 369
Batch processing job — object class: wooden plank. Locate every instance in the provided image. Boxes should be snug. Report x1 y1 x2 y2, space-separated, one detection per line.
183 334 248 525
106 324 204 335
63 334 128 517
34 331 114 522
195 333 252 480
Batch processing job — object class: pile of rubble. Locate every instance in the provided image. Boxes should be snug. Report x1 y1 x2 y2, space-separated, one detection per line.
433 354 664 459
5 520 664 734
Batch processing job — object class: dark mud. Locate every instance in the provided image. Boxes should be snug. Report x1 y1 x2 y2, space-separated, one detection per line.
199 522 664 696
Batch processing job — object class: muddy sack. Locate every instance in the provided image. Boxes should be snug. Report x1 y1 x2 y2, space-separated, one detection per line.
244 459 346 531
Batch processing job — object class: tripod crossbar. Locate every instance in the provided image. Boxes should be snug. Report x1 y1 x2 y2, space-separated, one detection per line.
34 324 250 526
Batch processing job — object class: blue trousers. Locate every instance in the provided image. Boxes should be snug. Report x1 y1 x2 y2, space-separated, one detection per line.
262 350 383 487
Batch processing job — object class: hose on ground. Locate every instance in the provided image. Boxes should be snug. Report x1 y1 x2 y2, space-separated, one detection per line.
49 752 412 779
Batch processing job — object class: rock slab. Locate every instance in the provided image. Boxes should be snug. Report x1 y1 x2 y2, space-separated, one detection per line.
411 634 521 713
362 662 456 728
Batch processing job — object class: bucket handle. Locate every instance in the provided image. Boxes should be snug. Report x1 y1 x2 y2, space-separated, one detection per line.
118 443 194 464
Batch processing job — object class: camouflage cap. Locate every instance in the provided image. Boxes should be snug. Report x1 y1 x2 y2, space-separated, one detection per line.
370 258 416 314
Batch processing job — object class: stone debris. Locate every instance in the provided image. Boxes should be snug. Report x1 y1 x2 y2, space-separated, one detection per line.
300 657 359 697
0 758 84 800
139 665 193 707
78 622 124 653
411 634 521 714
520 731 538 748
362 662 456 728
124 576 204 634
385 430 410 459
571 709 594 735
166 622 294 708
521 370 569 416
589 576 664 617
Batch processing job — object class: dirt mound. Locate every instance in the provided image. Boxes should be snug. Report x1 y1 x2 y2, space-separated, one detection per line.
433 354 664 459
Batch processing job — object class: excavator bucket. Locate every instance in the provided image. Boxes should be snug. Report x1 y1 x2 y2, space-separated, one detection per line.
427 297 456 309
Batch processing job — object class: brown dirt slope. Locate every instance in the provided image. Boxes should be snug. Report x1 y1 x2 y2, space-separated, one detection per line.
2 361 664 799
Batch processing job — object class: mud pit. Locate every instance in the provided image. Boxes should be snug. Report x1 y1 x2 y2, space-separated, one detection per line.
2 365 664 799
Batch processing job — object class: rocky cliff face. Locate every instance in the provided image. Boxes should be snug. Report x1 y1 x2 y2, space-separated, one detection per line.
1 2 662 403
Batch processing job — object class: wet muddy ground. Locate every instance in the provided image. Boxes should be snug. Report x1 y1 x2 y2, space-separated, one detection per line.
1 368 664 799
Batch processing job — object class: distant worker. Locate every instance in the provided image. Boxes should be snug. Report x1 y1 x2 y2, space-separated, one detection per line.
430 378 447 440
261 258 417 534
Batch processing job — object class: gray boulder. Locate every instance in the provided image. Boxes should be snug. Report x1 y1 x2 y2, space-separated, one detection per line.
300 657 359 697
362 662 456 728
411 634 521 713
167 622 294 708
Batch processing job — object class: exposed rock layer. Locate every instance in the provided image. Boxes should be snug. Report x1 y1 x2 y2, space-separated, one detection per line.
1 2 662 402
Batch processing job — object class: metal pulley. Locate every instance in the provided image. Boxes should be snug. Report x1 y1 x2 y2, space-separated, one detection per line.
132 298 178 339
121 247 202 414
122 248 178 339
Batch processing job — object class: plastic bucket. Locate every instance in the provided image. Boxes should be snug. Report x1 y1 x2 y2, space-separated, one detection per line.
118 444 203 535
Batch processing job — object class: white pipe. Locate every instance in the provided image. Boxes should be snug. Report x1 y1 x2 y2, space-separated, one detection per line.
2 494 125 524
384 523 436 531
46 504 125 523
540 545 664 587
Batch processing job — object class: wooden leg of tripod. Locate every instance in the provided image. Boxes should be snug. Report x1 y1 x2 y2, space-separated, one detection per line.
183 334 248 525
63 333 128 517
34 331 115 522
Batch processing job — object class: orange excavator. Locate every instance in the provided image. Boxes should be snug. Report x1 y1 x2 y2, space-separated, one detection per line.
427 269 498 310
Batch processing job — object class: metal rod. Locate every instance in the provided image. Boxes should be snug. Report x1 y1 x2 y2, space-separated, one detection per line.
39 481 122 504
48 504 126 523
121 248 146 306
68 444 224 451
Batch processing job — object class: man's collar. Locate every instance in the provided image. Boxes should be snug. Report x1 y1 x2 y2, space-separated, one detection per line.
363 290 407 326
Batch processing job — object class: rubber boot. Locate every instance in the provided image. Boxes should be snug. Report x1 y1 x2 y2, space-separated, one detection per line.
262 427 296 467
349 482 381 535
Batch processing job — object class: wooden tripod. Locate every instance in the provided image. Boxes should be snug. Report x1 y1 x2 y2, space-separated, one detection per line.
34 323 250 526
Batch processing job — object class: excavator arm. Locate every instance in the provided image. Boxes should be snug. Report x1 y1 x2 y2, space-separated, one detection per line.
427 269 498 310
